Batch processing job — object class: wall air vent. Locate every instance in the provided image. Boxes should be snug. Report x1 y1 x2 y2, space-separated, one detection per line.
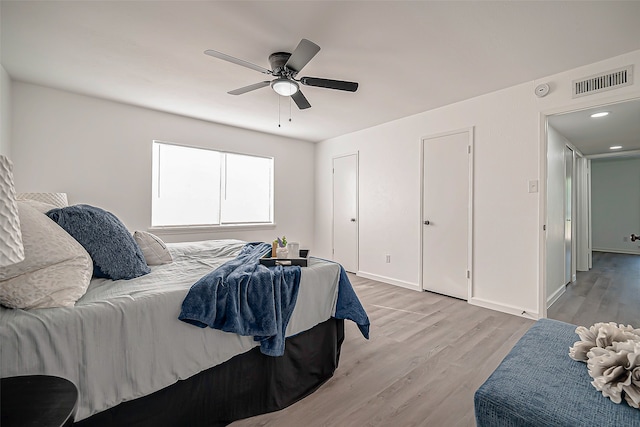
572 65 633 98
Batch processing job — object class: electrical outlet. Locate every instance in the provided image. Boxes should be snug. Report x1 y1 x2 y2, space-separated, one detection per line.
385 255 391 263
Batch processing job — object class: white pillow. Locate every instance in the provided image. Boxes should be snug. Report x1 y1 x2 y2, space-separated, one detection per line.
0 202 93 309
133 231 173 266
16 192 68 208
19 199 57 214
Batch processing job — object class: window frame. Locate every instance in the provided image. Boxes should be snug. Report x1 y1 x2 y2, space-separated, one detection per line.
150 140 275 232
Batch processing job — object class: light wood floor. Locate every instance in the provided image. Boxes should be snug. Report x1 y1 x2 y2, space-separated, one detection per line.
548 251 640 327
232 275 533 426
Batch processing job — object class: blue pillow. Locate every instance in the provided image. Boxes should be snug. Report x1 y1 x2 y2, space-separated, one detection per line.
46 204 150 280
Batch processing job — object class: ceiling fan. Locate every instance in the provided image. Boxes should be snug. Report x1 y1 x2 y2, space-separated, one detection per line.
204 39 358 110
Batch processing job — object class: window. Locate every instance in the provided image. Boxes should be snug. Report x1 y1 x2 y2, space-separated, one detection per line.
152 141 273 227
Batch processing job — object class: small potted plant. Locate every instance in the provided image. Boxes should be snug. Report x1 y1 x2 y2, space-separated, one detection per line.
273 236 288 259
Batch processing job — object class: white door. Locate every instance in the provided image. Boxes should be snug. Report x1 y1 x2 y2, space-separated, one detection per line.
333 154 358 272
422 131 471 299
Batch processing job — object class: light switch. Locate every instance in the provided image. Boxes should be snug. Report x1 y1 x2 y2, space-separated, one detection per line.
528 180 539 193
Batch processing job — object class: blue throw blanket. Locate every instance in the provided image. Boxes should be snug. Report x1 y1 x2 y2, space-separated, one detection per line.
179 242 370 357
334 266 370 339
179 242 301 356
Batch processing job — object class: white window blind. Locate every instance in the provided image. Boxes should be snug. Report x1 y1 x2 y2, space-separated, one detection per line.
152 141 273 227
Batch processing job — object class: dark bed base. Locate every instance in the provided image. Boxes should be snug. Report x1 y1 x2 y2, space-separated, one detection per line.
74 318 345 427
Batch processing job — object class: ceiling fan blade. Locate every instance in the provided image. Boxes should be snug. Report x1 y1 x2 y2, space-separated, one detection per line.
284 39 320 74
228 81 271 95
205 49 272 75
291 90 311 110
300 77 358 92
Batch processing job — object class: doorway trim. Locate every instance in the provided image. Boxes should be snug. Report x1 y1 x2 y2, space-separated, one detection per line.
564 145 575 286
419 127 474 296
538 94 640 319
332 151 359 273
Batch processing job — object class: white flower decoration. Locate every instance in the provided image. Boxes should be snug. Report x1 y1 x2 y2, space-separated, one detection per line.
569 322 640 362
572 324 640 410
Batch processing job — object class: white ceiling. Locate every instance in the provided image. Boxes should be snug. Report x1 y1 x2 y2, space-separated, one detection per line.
548 98 640 156
2 1 640 143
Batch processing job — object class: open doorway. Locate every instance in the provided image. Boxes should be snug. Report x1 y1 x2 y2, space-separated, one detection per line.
545 98 640 326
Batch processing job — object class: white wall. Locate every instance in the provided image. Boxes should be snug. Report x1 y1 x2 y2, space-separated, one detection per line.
11 82 316 247
315 49 640 318
591 157 640 254
316 83 541 311
546 125 569 304
0 65 11 157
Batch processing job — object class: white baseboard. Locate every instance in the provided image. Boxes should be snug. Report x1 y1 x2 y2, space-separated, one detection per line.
469 297 539 320
356 271 421 291
356 273 540 319
592 248 640 255
546 285 566 308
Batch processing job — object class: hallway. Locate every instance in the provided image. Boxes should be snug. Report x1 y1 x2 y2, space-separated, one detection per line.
548 251 640 327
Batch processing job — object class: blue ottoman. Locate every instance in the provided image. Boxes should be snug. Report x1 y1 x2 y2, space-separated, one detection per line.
474 318 640 426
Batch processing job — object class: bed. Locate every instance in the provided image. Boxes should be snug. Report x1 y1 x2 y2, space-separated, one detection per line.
0 202 368 426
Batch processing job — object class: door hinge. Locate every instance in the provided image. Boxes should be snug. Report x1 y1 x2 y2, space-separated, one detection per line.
466 270 470 279
332 248 334 255
543 224 546 231
468 146 471 154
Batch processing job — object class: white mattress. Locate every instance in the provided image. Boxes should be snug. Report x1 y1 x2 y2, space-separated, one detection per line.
0 239 340 421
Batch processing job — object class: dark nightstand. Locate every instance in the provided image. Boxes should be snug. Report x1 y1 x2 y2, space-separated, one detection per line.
1 375 78 427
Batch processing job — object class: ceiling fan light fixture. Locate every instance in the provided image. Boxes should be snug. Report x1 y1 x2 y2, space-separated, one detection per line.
271 78 299 96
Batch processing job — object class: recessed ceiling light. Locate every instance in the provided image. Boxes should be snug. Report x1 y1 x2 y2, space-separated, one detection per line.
609 145 622 150
590 112 609 118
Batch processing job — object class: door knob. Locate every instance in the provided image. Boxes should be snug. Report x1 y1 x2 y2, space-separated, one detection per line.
423 220 430 225
350 218 356 222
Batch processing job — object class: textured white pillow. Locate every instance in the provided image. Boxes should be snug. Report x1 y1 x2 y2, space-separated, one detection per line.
19 199 57 214
0 202 93 309
133 231 173 266
16 192 68 208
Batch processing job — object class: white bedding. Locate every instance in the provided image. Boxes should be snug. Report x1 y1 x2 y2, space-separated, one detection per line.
0 239 340 421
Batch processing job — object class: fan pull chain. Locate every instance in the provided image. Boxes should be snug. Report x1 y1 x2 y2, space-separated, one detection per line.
276 95 293 128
